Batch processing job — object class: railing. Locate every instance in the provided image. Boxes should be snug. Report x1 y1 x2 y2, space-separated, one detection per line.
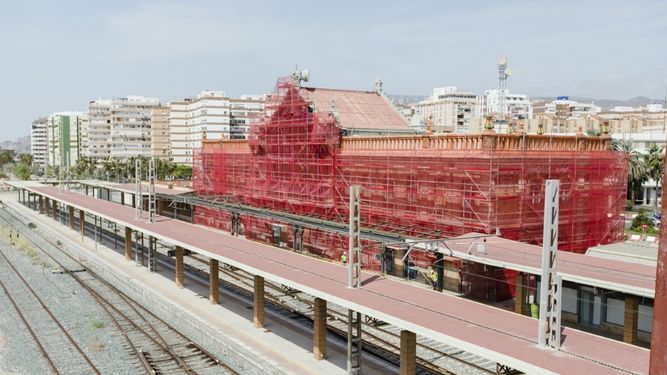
201 132 613 152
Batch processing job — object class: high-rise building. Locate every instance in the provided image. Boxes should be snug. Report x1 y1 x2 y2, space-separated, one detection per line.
414 87 480 133
47 112 87 168
86 99 112 162
110 96 160 160
229 95 267 139
170 91 266 165
481 89 532 119
150 105 170 160
30 117 48 167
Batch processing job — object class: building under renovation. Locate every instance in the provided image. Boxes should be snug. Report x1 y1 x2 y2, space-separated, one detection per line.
192 74 628 299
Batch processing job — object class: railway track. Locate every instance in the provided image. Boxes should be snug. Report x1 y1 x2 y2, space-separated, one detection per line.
0 246 101 375
7 199 497 374
0 208 238 375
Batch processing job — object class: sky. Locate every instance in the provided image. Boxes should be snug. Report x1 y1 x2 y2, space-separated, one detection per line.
1 0 665 141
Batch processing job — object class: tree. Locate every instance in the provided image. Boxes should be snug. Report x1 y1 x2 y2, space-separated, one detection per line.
13 163 30 180
644 143 665 211
173 165 192 180
0 150 13 167
613 139 647 207
18 153 33 166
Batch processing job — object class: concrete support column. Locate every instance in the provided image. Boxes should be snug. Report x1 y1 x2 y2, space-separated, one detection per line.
52 201 57 220
400 330 417 375
313 297 327 360
69 206 75 230
120 191 125 206
39 196 44 214
132 194 136 208
45 197 50 216
624 295 639 345
650 163 667 372
79 210 85 236
124 227 132 260
175 246 184 288
253 275 265 328
209 259 219 304
515 272 527 315
393 247 406 277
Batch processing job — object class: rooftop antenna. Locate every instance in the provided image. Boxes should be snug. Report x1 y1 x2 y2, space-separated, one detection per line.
497 56 511 122
292 67 310 88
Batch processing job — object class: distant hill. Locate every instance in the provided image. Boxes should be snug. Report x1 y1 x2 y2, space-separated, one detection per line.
0 135 30 154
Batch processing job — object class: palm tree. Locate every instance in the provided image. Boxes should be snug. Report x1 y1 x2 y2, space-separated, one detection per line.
644 143 665 211
613 139 647 206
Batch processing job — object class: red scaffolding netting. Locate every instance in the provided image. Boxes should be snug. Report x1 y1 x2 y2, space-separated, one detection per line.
192 76 628 299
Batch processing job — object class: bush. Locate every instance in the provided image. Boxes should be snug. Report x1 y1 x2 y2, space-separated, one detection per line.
626 199 633 211
631 208 655 231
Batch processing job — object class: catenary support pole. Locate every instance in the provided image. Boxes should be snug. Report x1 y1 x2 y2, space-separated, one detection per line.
175 246 184 288
400 330 416 375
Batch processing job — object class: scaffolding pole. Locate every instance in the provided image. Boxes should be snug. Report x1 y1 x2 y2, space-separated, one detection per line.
348 185 361 288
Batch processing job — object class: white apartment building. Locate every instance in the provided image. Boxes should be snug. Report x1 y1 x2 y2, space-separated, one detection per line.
414 87 480 133
86 99 112 162
481 89 532 119
47 111 87 168
30 117 48 167
110 96 160 160
170 91 266 165
230 95 266 139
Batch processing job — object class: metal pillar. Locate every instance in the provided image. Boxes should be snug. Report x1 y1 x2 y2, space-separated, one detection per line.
148 236 157 272
69 206 75 230
348 186 361 288
175 246 184 288
79 210 85 242
124 227 132 260
209 259 219 304
435 251 444 292
538 180 562 349
134 231 142 266
135 159 142 220
93 215 98 251
148 157 156 223
253 276 265 328
347 309 362 375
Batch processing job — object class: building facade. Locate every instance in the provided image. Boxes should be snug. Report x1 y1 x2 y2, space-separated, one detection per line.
170 91 266 165
30 117 48 168
86 100 112 162
414 87 480 133
47 112 86 168
150 105 170 160
110 96 160 160
481 89 532 119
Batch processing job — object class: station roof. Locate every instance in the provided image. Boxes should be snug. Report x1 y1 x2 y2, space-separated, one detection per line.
15 181 649 375
430 234 655 298
587 242 657 266
300 87 411 132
